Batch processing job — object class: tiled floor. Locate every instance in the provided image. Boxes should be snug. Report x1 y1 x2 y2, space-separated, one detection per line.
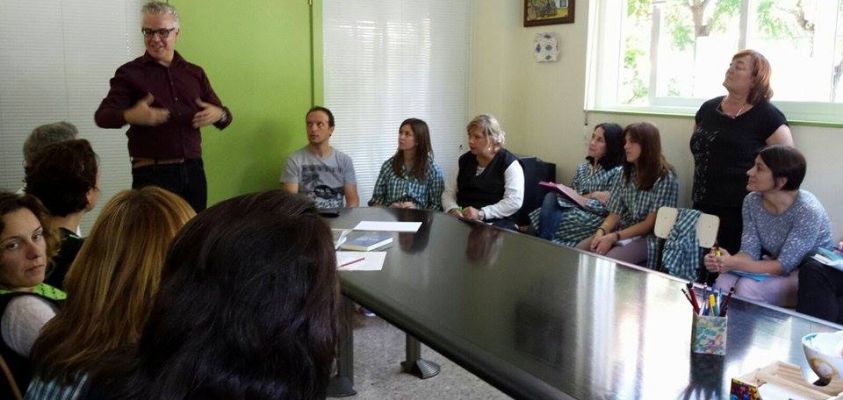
346 315 512 400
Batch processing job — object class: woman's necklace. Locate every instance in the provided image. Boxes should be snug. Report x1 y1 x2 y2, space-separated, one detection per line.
721 98 747 119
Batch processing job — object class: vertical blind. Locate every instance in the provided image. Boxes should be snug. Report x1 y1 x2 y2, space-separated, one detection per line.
322 0 471 204
0 0 143 231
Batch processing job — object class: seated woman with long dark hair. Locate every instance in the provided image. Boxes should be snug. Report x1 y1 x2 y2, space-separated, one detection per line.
79 190 340 400
26 187 195 400
576 122 678 267
369 118 445 210
528 123 624 245
705 145 832 307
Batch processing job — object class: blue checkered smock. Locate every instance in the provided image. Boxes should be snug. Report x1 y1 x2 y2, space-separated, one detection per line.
607 170 679 268
369 157 445 211
528 163 621 246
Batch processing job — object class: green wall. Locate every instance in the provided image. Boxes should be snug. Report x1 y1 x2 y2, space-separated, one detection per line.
173 0 320 205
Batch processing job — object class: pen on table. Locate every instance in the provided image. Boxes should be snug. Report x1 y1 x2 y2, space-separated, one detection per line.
720 286 735 317
339 257 365 268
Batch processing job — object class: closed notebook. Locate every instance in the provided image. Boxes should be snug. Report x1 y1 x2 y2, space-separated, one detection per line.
339 231 393 251
332 229 352 249
538 181 588 209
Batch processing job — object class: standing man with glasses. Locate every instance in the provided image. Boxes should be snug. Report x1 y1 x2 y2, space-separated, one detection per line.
95 1 232 212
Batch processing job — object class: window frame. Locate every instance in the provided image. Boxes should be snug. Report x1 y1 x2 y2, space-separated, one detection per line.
586 0 843 127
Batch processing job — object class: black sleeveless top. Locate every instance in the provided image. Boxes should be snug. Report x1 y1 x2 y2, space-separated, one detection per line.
456 149 519 209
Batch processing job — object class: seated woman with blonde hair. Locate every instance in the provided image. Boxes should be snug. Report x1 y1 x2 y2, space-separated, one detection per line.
442 114 524 229
705 145 832 307
25 187 195 399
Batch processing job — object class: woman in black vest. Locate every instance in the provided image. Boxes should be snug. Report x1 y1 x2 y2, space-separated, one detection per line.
442 114 525 229
0 192 63 398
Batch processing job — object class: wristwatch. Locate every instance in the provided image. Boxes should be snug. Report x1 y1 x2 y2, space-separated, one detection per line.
218 110 229 124
478 210 486 221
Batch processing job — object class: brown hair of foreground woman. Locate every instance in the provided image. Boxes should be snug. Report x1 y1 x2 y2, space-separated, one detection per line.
80 190 340 400
29 187 195 395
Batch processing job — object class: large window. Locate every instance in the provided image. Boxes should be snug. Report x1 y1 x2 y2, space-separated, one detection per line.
587 0 843 123
323 0 470 203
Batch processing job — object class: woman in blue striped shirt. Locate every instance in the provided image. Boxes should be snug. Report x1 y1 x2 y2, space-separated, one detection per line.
528 123 624 245
369 118 445 210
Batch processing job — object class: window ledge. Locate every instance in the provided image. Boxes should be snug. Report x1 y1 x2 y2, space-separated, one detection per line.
585 107 843 129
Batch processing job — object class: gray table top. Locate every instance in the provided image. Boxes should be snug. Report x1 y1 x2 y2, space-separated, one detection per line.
330 207 840 400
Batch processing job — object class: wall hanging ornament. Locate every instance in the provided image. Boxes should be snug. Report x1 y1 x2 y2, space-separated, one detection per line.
534 32 559 62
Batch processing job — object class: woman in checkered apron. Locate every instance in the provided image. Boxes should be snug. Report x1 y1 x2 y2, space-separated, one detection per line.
527 123 624 245
369 118 444 211
576 122 678 267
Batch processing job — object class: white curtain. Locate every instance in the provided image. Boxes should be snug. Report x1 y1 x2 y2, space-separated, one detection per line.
322 0 471 204
0 0 143 231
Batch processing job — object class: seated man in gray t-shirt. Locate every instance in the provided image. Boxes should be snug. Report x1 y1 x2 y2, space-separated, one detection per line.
281 106 359 208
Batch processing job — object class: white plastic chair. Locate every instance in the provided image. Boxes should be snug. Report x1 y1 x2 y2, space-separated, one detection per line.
654 206 720 275
654 206 720 247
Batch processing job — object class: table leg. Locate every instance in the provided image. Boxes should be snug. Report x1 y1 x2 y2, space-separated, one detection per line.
327 298 356 397
400 334 441 379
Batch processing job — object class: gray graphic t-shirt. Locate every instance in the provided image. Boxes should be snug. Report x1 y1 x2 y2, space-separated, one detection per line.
281 147 357 208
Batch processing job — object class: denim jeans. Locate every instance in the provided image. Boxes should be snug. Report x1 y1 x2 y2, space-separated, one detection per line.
538 192 563 240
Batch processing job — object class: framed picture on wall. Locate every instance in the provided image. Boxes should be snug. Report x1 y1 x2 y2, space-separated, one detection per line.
524 0 574 26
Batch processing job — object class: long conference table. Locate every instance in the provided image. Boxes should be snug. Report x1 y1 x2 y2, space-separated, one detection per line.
328 207 840 399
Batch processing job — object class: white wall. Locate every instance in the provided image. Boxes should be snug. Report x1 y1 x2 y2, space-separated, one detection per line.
469 0 843 238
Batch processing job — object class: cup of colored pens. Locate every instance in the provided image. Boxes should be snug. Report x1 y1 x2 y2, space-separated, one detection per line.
683 283 734 356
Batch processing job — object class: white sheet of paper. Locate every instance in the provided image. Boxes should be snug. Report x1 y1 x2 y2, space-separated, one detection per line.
336 251 386 271
353 221 422 232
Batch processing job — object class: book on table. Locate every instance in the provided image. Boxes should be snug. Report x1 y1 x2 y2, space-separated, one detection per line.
332 229 352 249
538 181 588 209
339 231 393 251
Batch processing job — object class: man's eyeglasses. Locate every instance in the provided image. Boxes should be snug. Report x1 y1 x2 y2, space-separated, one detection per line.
142 27 177 39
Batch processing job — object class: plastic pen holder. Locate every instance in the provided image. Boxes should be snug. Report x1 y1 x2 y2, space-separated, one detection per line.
691 313 727 356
